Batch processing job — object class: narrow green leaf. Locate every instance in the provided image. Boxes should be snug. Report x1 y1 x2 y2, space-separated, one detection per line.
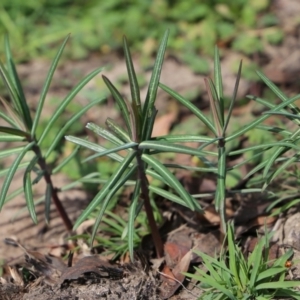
149 185 187 207
73 152 136 230
142 30 169 139
4 35 27 105
123 36 142 133
0 146 25 159
65 135 137 157
128 179 140 261
159 83 216 135
205 78 223 135
0 126 29 138
228 141 300 155
0 161 29 178
0 110 20 128
257 71 300 124
0 141 34 210
256 281 300 290
52 145 80 174
0 134 25 142
188 272 235 299
81 150 126 164
102 75 132 137
226 93 300 142
224 60 242 134
105 118 131 143
256 267 286 282
86 122 123 146
214 46 223 102
164 163 217 173
139 141 217 162
0 62 23 116
249 239 265 288
139 140 206 157
4 36 32 130
266 154 298 187
142 154 201 211
227 224 241 288
154 134 214 143
23 155 39 224
4 187 24 206
255 124 291 136
45 97 106 158
244 160 269 179
142 106 157 141
38 66 104 145
252 95 283 111
90 164 137 245
272 247 293 267
263 146 288 182
31 36 69 136
0 96 25 130
263 111 300 120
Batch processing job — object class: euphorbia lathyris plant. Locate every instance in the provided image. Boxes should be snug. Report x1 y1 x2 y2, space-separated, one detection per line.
0 35 105 232
66 30 202 259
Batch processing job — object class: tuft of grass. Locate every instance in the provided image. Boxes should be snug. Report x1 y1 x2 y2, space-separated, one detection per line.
186 223 300 300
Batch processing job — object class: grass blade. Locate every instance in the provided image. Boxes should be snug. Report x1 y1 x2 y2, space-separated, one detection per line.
227 224 241 288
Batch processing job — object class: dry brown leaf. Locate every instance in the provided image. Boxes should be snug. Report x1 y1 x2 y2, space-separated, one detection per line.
152 101 179 137
159 250 192 299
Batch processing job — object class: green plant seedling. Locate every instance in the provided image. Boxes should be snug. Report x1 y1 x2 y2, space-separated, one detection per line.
185 223 300 300
66 30 203 260
0 35 105 231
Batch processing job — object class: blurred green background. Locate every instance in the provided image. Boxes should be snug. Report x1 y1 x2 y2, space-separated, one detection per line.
0 0 282 69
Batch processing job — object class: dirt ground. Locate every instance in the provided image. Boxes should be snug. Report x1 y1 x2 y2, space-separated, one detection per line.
2 0 300 298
